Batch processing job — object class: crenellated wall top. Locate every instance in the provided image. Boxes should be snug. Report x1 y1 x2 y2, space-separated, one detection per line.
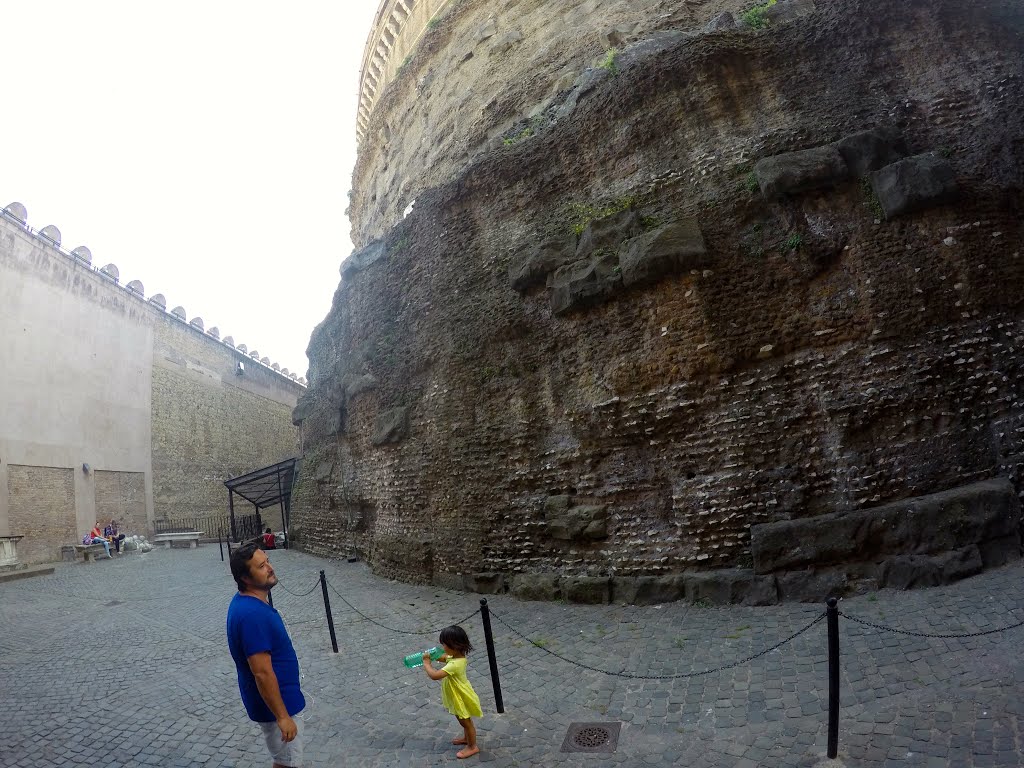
0 202 307 387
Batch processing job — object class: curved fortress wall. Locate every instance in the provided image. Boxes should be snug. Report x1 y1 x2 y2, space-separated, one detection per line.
0 213 303 564
294 0 1024 602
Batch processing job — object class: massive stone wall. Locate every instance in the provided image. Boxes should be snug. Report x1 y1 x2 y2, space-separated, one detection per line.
294 0 1024 601
0 210 303 563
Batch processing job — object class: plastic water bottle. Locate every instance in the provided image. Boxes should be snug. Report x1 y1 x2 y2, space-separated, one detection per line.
403 645 444 668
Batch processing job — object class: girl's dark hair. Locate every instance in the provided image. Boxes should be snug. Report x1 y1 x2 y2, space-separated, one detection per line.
439 625 473 655
230 542 261 590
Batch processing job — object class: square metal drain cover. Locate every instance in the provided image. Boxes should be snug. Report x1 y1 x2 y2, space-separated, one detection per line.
560 722 621 754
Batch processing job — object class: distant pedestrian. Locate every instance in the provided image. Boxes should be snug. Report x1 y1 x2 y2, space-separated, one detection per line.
104 519 126 554
262 526 277 550
226 543 306 768
87 523 113 558
421 625 482 759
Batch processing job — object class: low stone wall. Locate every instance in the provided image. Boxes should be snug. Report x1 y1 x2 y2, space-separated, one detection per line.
474 479 1023 604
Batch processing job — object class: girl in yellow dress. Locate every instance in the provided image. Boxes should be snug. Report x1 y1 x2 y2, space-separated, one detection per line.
422 625 483 759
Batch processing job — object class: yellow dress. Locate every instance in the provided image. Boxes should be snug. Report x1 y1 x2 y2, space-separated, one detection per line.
440 656 483 719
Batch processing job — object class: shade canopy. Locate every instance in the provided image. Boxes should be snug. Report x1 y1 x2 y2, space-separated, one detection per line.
224 457 298 509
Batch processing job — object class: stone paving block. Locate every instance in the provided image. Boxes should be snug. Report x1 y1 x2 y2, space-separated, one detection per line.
1 551 1022 766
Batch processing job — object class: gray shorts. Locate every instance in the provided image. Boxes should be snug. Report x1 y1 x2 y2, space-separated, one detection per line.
259 720 304 767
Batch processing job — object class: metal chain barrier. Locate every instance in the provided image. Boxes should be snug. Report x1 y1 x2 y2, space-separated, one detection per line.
489 609 827 680
839 610 1024 639
274 579 323 598
326 577 480 636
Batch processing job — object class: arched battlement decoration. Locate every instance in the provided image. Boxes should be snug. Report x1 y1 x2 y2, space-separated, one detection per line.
3 202 27 224
70 246 92 265
149 293 167 309
260 356 271 365
249 350 260 359
281 368 290 376
100 263 119 282
237 343 248 354
189 316 205 331
271 362 281 371
223 336 235 348
126 280 144 296
356 0 456 142
298 377 307 386
170 306 187 321
207 326 220 340
289 373 298 380
38 225 61 247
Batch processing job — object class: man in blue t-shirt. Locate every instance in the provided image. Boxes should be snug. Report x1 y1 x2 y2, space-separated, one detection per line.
227 543 306 768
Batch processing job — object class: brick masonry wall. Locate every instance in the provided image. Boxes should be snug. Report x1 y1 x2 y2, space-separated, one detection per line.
95 470 147 536
8 465 75 565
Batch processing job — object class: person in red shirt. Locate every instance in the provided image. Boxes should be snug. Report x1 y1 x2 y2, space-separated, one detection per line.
262 527 276 550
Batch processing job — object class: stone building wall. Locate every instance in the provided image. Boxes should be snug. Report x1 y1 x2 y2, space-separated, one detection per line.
7 466 76 566
293 0 1024 600
0 211 303 564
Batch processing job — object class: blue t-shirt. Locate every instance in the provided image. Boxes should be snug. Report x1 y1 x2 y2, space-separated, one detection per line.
226 593 305 722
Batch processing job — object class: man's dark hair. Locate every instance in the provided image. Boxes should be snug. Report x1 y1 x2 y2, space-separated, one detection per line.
230 542 261 591
439 625 473 655
265 527 272 534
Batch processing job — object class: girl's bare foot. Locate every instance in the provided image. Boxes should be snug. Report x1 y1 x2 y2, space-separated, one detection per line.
452 738 468 745
456 746 480 759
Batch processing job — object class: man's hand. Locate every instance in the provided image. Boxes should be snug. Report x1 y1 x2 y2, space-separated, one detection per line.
277 715 297 742
422 652 432 666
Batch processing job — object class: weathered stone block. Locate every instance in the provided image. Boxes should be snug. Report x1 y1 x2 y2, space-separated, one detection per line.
548 504 607 541
776 569 848 603
611 575 685 605
371 407 410 446
576 208 642 260
344 374 378 400
743 575 780 606
836 127 908 177
751 478 1021 574
464 572 506 594
291 392 314 426
544 495 572 514
684 568 753 605
977 534 1022 568
563 576 611 604
704 11 735 31
549 252 621 314
512 573 561 601
870 153 958 218
509 234 575 292
878 546 983 590
619 219 708 289
754 145 849 199
340 240 386 277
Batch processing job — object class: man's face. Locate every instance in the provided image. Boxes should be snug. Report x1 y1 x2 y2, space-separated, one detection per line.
245 549 278 591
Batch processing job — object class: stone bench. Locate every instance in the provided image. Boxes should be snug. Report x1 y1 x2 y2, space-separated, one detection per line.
154 531 203 549
72 543 110 562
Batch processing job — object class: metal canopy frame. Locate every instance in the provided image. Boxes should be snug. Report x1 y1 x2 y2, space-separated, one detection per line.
224 458 298 545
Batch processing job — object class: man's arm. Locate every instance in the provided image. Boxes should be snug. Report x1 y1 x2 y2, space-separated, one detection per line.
247 652 297 742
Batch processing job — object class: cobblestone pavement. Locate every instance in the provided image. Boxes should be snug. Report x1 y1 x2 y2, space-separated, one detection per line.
2 548 1022 767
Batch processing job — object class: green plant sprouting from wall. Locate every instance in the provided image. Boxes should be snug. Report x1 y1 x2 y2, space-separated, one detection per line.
427 16 441 30
599 48 620 76
503 127 534 146
860 178 884 219
784 232 804 251
567 195 637 236
741 0 777 29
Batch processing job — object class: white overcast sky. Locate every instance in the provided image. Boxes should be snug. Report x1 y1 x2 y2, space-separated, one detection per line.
1 1 381 377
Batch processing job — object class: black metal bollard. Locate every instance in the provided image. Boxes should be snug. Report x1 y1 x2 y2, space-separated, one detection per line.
826 597 840 759
320 570 339 653
226 536 232 558
218 528 225 562
479 599 505 714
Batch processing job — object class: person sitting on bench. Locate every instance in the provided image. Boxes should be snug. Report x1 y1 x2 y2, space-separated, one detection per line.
86 525 113 558
261 527 276 550
104 519 126 553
